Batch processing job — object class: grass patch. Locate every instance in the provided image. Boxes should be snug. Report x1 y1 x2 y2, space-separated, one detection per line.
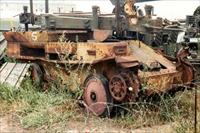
0 79 82 129
111 89 200 132
0 79 199 132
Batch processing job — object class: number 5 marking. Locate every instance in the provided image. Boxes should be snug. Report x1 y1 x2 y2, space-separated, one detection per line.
31 32 38 41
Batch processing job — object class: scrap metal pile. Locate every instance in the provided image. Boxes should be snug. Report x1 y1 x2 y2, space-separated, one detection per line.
1 0 196 116
184 6 200 80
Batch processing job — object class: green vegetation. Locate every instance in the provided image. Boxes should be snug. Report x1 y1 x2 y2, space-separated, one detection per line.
0 79 83 130
0 79 199 132
112 90 200 132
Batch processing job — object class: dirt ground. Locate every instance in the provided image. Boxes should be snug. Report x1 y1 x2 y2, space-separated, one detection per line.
0 114 174 133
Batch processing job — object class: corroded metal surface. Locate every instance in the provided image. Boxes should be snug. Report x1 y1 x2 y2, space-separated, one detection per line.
93 30 112 42
109 74 127 101
83 75 113 116
3 31 194 95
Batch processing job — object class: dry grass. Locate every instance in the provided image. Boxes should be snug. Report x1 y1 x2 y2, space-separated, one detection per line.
0 79 199 132
0 79 82 129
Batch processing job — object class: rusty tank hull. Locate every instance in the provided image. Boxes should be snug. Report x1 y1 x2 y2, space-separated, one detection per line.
3 31 194 116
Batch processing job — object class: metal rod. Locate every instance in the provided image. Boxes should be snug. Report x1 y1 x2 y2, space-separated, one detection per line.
45 0 49 13
115 0 120 37
195 85 197 133
25 24 29 31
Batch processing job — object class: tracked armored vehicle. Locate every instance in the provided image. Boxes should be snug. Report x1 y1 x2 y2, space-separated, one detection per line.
3 0 195 116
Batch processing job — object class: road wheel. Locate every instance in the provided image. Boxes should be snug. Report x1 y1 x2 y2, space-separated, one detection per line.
83 75 113 117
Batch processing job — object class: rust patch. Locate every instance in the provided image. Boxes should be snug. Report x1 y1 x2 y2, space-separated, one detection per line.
87 50 96 56
93 30 112 42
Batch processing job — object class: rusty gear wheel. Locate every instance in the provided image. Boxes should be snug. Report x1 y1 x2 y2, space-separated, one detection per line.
109 75 127 101
120 73 140 99
83 75 113 117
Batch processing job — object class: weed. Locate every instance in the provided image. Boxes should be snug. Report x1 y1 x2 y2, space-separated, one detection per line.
112 89 200 131
0 78 199 132
0 79 82 129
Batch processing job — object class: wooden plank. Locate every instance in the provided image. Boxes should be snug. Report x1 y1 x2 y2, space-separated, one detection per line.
5 63 27 87
0 63 16 83
0 63 31 88
0 40 7 58
0 62 8 72
0 35 4 43
15 64 30 88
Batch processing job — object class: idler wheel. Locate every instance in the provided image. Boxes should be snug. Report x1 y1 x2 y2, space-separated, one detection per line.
83 75 113 117
109 75 127 101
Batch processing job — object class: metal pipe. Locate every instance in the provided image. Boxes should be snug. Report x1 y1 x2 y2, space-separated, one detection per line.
30 0 33 14
45 0 49 13
92 6 99 29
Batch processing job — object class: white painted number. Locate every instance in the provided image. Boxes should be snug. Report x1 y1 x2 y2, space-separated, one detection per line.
31 32 38 41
